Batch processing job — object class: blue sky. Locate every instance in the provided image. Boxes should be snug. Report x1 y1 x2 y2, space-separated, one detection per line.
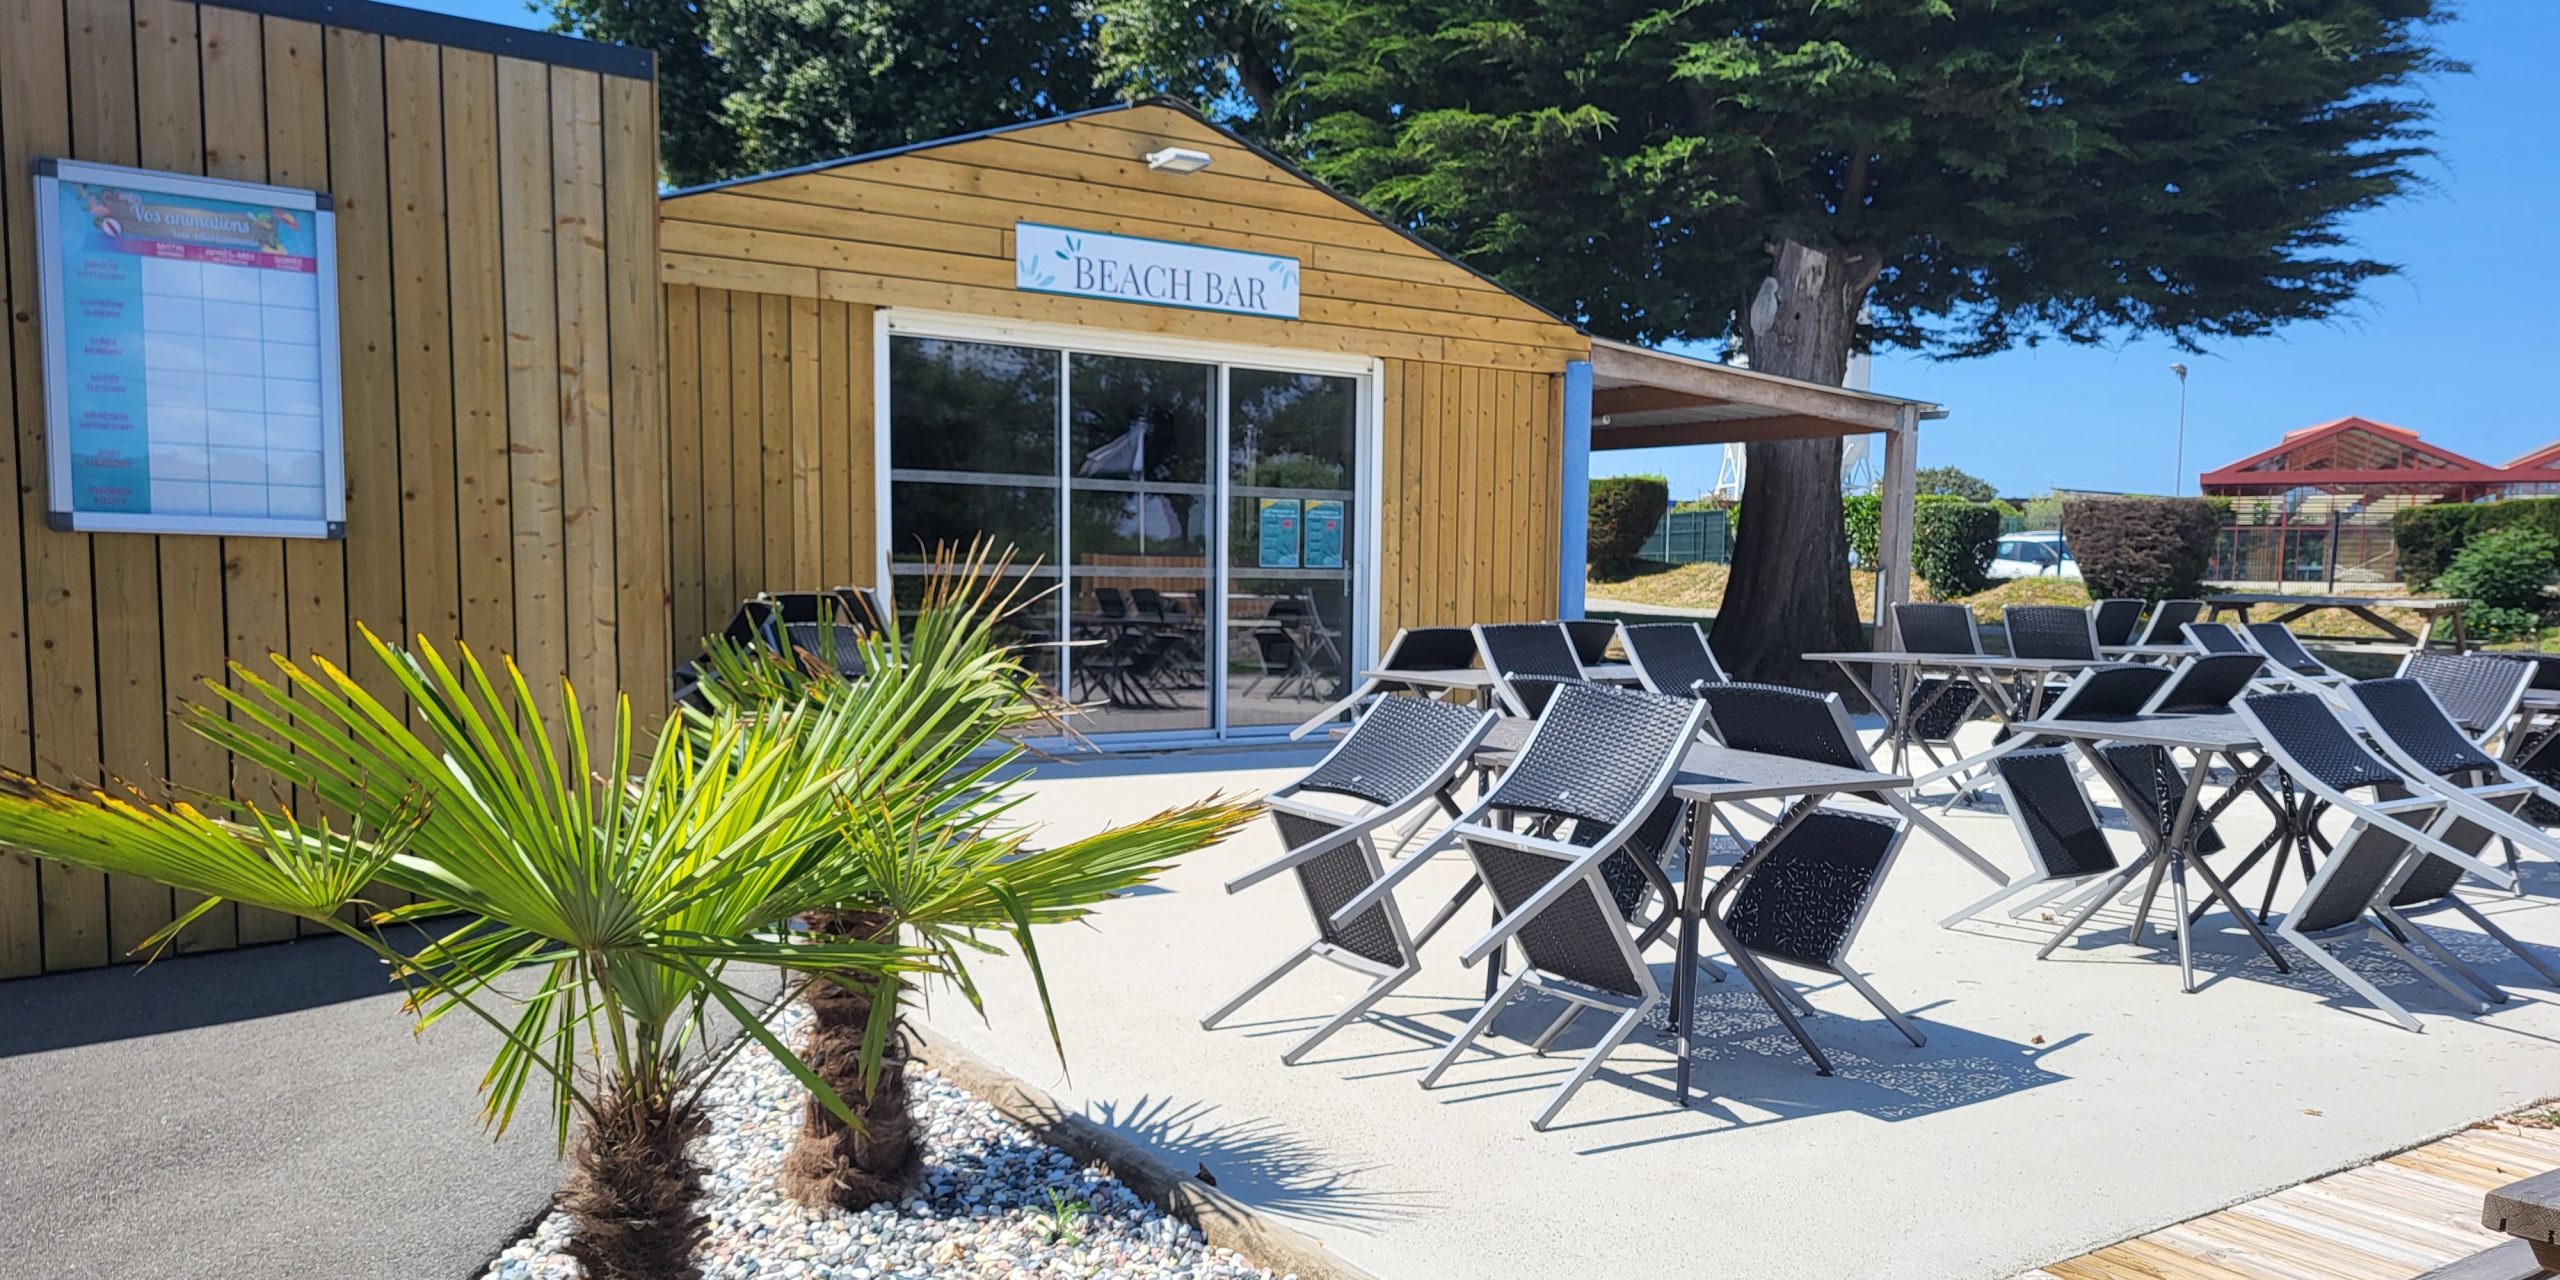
439 0 2552 499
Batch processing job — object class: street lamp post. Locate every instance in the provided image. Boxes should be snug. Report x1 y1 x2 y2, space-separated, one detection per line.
2169 362 2190 496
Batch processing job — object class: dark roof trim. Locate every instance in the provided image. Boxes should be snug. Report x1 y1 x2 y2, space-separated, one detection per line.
204 0 652 79
666 98 1579 334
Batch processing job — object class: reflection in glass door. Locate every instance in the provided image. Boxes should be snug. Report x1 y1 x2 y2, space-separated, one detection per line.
1225 370 1360 729
1065 354 1214 734
886 328 1366 741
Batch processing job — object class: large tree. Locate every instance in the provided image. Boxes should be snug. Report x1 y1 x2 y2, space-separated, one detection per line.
1102 0 2455 682
549 0 1115 187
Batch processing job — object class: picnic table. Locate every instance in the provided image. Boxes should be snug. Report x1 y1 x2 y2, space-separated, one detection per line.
2206 591 2472 651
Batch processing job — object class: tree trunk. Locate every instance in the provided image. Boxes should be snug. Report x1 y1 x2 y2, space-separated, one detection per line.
781 910 920 1210
1714 236 1874 689
559 1076 711 1280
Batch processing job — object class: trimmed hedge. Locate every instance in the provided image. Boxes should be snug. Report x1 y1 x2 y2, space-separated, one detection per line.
2063 496 2219 600
1844 493 1881 566
2394 498 2560 590
1914 498 2001 596
1588 475 1669 579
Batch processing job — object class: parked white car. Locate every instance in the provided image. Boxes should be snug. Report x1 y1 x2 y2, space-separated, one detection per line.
1989 531 2082 579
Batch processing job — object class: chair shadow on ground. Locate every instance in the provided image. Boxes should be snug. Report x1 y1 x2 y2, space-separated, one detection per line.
1234 957 2081 1156
1080 1094 1445 1229
1960 866 2560 1042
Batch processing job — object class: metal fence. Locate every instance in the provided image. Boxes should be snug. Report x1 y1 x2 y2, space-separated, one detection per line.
1637 509 1733 564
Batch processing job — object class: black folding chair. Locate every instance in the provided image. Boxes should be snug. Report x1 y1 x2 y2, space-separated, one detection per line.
2182 621 2256 656
2246 622 2350 690
2271 797 2497 1032
1288 625 1481 739
670 597 781 707
2342 678 2560 879
1890 603 1983 756
1620 622 1725 697
1941 748 2126 928
2145 653 2269 715
769 591 869 680
2136 599 2205 647
2396 651 2531 744
1473 622 1588 717
2004 605 2100 660
1719 808 1926 1047
1205 695 1498 1063
2091 598 2147 648
2234 692 2519 894
1560 619 1619 669
1399 683 1708 1130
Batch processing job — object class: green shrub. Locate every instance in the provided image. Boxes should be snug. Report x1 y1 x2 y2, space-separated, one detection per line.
2062 496 2220 600
1588 475 1669 579
1843 493 1881 566
2434 525 2558 641
2394 498 2560 590
1913 500 2002 596
2020 493 2063 530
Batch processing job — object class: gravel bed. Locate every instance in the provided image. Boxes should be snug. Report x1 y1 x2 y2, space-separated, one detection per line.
481 1006 1287 1280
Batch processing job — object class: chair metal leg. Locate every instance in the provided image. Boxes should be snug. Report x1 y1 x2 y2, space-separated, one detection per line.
1421 967 1535 1088
1837 967 1925 1047
1201 946 1317 1030
1531 1000 1656 1131
2281 927 2423 1032
1283 964 1422 1065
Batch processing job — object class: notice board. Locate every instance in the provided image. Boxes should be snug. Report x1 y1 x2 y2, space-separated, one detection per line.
35 159 344 538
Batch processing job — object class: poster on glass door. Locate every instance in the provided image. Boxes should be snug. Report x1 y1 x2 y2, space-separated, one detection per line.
1302 499 1344 570
1258 498 1301 568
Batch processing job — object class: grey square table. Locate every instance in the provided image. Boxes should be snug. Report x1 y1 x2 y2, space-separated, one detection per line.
2007 712 2298 992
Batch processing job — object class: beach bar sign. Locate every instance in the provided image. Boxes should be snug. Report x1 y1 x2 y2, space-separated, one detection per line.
1015 222 1300 320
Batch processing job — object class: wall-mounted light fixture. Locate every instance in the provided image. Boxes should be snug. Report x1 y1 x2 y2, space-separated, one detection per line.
1145 147 1214 174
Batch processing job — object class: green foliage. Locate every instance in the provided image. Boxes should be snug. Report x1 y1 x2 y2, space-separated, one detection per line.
2434 525 2558 641
1843 493 1881 567
2020 494 2064 530
2063 496 2221 600
1588 475 1669 579
547 0 1114 186
1917 466 1997 502
2393 499 2560 590
1913 500 2001 597
1103 1 2456 359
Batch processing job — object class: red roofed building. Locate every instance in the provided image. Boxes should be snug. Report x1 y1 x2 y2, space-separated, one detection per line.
2200 417 2560 582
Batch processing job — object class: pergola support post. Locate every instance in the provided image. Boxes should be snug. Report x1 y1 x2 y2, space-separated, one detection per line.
1558 359 1593 618
1873 404 1920 646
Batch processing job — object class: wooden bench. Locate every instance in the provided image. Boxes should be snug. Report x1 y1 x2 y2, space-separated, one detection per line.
2419 1169 2560 1279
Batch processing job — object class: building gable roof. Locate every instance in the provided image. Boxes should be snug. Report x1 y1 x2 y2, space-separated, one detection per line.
2199 415 2508 486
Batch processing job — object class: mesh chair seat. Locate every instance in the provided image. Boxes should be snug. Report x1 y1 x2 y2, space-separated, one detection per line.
1999 749 2122 880
1483 684 1702 826
1561 619 1619 666
1298 694 1493 808
1475 623 1587 717
2398 652 2531 739
2091 599 2146 648
1895 603 1982 656
1695 682 1866 769
778 621 868 680
2137 599 2205 647
2346 679 2504 779
2244 691 2405 792
2246 623 2340 681
1622 622 1726 697
1724 810 1900 969
2183 622 2254 656
2095 743 2228 854
2006 605 2100 660
2148 654 2266 714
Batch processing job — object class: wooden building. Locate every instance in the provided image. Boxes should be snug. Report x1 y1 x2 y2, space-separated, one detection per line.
0 0 667 978
0 11 1939 973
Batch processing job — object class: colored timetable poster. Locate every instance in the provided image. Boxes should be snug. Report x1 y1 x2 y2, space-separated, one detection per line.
1257 498 1301 568
1302 499 1345 570
35 159 344 538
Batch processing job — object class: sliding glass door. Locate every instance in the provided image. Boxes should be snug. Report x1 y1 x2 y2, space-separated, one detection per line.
885 329 1365 741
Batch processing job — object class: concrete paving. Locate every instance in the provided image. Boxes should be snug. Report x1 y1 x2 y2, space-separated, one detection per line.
0 932 562 1280
924 736 2560 1280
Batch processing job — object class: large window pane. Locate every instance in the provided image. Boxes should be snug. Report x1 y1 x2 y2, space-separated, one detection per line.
886 481 1055 567
1067 354 1212 735
889 336 1057 475
1227 369 1360 729
1225 578 1351 728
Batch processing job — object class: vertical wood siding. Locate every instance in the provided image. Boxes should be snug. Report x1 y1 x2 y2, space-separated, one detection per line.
0 0 666 976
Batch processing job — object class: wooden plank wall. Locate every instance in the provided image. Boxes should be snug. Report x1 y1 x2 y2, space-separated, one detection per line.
661 285 873 654
659 102 1577 657
0 0 668 977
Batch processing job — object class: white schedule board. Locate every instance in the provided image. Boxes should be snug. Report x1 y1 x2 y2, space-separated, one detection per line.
36 159 345 538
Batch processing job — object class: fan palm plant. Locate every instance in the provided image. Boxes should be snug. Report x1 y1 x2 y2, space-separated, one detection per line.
686 547 1257 1210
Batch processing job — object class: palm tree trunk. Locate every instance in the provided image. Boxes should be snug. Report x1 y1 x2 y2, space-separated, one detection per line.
782 910 920 1209
559 1074 711 1280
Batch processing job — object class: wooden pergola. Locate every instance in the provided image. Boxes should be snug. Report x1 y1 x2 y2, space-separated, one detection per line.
1587 338 1949 626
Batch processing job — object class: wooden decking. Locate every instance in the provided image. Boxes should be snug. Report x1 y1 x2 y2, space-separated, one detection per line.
2025 1113 2560 1280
